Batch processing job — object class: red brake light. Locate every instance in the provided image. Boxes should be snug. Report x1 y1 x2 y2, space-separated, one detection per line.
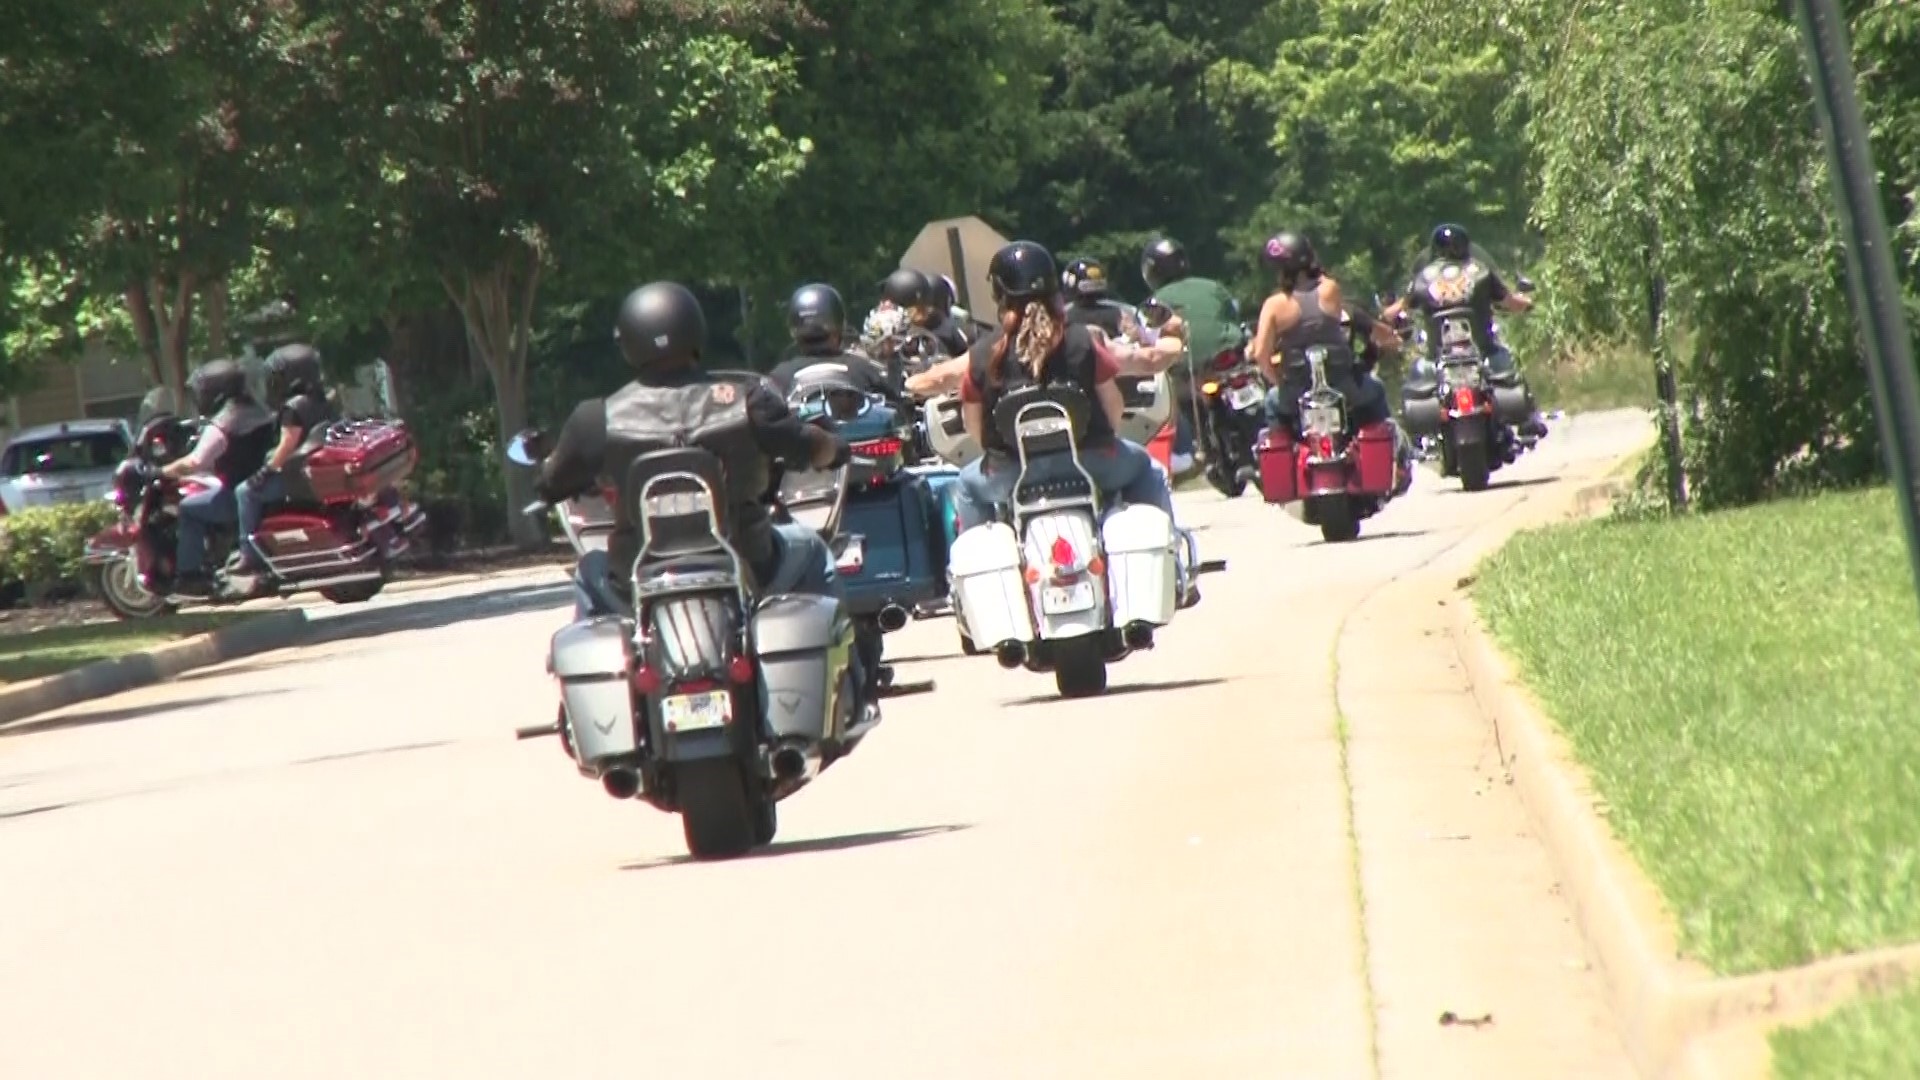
1318 436 1336 459
1049 536 1075 568
850 436 902 459
631 665 661 695
1453 387 1476 412
1212 349 1241 372
600 485 617 504
726 654 755 684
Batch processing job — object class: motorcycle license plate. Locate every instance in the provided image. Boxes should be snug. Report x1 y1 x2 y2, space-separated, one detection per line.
835 537 865 572
1227 384 1262 411
1041 580 1098 615
1303 405 1343 434
661 690 732 733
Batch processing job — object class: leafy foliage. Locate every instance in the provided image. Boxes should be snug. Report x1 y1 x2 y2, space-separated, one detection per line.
0 502 121 590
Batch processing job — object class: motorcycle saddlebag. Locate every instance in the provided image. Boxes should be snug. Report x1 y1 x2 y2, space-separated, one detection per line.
750 595 853 744
1400 393 1444 438
1100 504 1177 627
1257 428 1300 504
1491 385 1531 426
304 420 418 503
1354 422 1398 495
549 616 639 766
948 522 1034 647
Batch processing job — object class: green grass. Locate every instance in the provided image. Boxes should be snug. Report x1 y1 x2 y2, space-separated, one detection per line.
0 613 241 685
1771 984 1920 1078
1475 486 1920 975
1529 340 1658 413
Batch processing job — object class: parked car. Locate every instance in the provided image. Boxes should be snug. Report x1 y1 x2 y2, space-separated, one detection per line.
0 419 136 515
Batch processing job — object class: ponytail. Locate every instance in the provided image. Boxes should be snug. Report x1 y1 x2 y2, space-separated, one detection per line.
985 298 1065 389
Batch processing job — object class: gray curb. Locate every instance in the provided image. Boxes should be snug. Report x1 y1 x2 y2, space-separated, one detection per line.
0 608 314 728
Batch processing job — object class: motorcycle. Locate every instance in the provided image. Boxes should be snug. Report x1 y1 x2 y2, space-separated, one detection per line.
507 428 885 860
945 385 1216 698
82 413 428 619
1396 272 1540 491
1255 344 1407 543
1193 331 1266 498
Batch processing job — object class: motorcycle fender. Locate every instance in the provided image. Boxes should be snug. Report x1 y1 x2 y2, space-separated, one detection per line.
1491 385 1531 426
82 522 137 565
1100 504 1177 628
751 594 851 745
1024 511 1106 640
949 523 1035 647
549 616 640 765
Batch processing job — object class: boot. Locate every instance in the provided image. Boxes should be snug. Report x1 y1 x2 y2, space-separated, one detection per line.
167 572 213 602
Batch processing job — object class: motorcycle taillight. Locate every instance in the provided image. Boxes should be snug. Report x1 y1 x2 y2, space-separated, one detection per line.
1212 349 1241 371
1453 387 1477 412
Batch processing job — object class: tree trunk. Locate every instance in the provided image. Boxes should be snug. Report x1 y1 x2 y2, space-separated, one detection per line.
444 247 545 549
205 278 230 355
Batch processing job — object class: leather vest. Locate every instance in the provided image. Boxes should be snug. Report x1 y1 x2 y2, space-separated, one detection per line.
602 374 773 569
210 398 276 487
1412 259 1498 358
969 323 1114 455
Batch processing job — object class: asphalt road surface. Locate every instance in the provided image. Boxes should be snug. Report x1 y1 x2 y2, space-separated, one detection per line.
1 411 1653 1080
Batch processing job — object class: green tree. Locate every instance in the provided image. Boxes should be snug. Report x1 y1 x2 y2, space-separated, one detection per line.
274 0 811 544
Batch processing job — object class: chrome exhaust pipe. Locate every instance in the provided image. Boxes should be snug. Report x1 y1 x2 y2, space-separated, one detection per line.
1122 622 1156 651
771 742 819 783
601 769 641 799
993 642 1026 669
876 605 909 633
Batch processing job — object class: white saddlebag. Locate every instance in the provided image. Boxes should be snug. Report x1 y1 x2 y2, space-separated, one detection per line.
1101 504 1177 628
947 523 1034 647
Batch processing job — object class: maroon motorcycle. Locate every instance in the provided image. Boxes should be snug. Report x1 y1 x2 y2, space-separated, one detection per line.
82 414 428 619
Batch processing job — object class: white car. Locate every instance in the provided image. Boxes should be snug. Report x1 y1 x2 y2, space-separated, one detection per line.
0 419 135 515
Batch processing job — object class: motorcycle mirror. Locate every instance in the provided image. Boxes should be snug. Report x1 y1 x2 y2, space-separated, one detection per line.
505 429 546 467
1515 275 1537 294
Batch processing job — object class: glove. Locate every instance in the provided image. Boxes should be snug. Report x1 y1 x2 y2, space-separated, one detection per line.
826 437 853 470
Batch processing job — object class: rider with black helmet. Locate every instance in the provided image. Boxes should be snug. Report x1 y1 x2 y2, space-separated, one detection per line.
1381 223 1547 438
766 283 891 399
1136 237 1240 476
231 344 339 577
952 241 1180 548
1060 257 1130 337
879 267 970 358
161 359 276 598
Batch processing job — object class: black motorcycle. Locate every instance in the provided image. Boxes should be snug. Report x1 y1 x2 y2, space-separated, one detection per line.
1194 334 1266 498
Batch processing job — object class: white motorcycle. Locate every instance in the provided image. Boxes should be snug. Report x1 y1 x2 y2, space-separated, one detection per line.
943 385 1216 698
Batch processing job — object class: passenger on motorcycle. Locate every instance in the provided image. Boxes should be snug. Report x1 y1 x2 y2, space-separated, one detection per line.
163 359 276 599
1061 257 1130 337
929 273 981 340
234 344 337 578
879 267 970 358
1381 223 1548 439
950 240 1177 533
766 284 893 399
1140 237 1238 475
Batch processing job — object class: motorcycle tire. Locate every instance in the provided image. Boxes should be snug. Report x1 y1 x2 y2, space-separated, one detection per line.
1203 461 1247 499
958 628 982 656
1316 498 1362 544
677 758 758 860
321 580 385 605
751 790 778 847
90 562 174 621
1456 440 1492 492
1052 637 1109 699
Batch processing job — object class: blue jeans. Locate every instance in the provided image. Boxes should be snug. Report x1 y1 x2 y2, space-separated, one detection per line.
235 470 288 567
176 485 236 577
953 439 1174 531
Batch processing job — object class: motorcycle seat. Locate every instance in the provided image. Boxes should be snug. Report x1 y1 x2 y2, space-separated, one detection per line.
1012 474 1094 504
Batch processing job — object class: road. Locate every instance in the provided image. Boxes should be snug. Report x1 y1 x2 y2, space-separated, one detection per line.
1 411 1652 1080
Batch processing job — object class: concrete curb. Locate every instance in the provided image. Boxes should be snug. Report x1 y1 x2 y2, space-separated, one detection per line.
1451 595 1920 1078
0 608 314 729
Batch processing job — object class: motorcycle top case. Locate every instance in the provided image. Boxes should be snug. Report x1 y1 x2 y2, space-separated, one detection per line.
304 420 418 503
751 594 856 745
1101 504 1178 628
549 615 640 768
948 522 1035 647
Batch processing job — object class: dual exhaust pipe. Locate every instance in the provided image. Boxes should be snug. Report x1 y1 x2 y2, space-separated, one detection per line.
876 605 909 633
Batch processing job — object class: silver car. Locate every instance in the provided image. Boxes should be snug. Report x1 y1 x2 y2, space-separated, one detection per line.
0 419 135 514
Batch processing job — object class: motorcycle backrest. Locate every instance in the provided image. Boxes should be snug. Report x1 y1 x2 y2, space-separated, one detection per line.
776 463 850 546
1113 371 1173 445
923 393 980 468
992 385 1093 459
623 448 732 564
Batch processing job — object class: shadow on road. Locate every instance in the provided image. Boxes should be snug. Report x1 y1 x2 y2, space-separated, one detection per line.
302 580 574 648
0 689 292 741
889 650 966 665
1005 676 1226 708
1483 474 1562 491
620 823 971 871
288 739 460 769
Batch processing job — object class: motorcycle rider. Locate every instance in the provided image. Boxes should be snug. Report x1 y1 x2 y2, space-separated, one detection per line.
876 267 968 358
1249 232 1414 493
1139 237 1240 476
929 273 981 338
915 272 974 356
1381 222 1548 439
233 344 338 579
1061 257 1129 337
161 359 277 599
525 282 874 690
766 283 892 399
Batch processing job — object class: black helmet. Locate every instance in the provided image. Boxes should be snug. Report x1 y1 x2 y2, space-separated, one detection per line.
1431 223 1471 261
787 283 846 345
614 282 707 371
987 240 1059 306
263 343 325 409
1262 232 1318 277
1140 237 1189 291
880 267 932 309
186 359 249 417
929 274 957 311
1061 257 1110 299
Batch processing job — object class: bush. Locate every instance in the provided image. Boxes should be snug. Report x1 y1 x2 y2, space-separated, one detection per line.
0 502 122 591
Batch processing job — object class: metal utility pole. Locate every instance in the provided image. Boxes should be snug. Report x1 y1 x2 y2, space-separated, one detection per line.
1646 225 1687 511
1790 0 1920 614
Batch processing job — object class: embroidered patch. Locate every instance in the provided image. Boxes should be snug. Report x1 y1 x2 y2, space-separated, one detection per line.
710 382 737 405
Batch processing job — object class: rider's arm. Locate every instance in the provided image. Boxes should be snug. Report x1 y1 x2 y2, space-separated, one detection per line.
958 366 987 445
161 424 227 479
905 354 969 399
534 398 608 503
1090 339 1127 432
1247 296 1283 379
747 381 846 470
263 426 303 471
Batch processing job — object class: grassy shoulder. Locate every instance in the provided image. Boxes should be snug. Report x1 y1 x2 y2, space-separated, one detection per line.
1771 984 1920 1078
0 613 242 686
1475 486 1920 975
1528 340 1656 413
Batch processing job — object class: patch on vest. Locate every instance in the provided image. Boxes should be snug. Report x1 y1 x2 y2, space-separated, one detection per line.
709 382 737 405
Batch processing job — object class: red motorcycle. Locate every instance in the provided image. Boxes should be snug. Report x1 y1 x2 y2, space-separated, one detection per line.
1255 345 1405 543
82 415 428 619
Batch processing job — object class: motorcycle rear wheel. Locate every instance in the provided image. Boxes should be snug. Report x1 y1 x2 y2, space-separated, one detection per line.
1455 440 1492 492
1052 637 1109 698
677 758 758 860
1315 497 1362 543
